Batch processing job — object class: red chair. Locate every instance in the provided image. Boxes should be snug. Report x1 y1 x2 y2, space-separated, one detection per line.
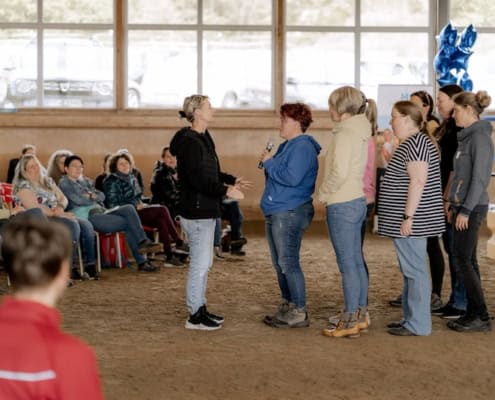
97 232 128 268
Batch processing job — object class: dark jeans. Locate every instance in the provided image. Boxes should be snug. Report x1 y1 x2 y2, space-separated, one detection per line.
452 208 489 319
443 222 467 310
265 201 314 309
360 202 374 277
138 205 179 255
89 204 147 265
221 200 244 241
427 236 445 297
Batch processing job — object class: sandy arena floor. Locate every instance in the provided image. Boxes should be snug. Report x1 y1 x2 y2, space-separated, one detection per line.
2 229 495 400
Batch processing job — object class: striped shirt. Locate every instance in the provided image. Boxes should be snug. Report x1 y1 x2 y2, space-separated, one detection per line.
378 132 445 238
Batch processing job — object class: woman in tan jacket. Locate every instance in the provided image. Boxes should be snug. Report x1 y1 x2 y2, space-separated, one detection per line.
319 86 377 338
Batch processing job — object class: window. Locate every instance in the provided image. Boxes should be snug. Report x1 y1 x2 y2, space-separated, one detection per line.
450 0 495 110
0 0 114 109
127 0 273 109
0 1 493 112
285 0 432 108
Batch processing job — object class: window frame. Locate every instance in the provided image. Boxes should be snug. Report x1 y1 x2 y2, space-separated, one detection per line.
0 0 493 127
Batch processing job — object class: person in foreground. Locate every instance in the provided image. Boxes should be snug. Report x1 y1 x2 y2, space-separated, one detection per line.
0 217 104 399
170 94 247 331
260 102 321 328
445 90 493 333
378 101 445 336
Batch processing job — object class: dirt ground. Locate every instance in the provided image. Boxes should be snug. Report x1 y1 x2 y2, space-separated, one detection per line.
3 225 495 400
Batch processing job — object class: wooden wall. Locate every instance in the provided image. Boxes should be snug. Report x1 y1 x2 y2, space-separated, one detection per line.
1 111 494 221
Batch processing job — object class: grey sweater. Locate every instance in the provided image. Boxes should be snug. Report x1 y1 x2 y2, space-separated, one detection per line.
448 119 494 215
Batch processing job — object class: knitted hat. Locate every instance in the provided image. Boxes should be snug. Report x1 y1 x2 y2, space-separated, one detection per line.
439 84 463 98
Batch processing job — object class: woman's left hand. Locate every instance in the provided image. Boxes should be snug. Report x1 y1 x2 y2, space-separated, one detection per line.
455 214 469 231
400 219 413 236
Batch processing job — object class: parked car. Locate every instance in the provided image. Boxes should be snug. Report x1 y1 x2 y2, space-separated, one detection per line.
6 37 141 108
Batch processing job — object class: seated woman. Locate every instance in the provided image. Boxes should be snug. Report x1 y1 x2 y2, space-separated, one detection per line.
46 149 73 184
103 152 186 267
12 154 98 279
59 155 159 273
0 217 104 399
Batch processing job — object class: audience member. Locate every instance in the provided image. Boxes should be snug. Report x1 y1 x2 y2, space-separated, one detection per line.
12 154 98 279
103 152 185 267
59 155 160 273
46 149 73 184
6 144 36 184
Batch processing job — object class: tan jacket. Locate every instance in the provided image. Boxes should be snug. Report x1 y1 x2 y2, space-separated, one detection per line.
318 113 371 206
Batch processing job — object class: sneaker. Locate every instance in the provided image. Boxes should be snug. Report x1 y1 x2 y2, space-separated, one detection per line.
85 264 99 280
230 248 246 256
174 242 190 255
138 239 163 254
214 246 225 260
357 307 371 331
322 311 360 338
437 304 465 319
269 307 309 328
263 301 290 325
138 261 159 272
430 293 443 311
387 321 403 329
447 315 492 332
230 237 248 247
200 305 225 324
185 307 222 331
164 255 184 268
389 294 402 307
387 326 417 336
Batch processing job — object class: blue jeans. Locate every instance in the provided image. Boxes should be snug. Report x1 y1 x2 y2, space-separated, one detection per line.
444 222 467 310
452 208 489 319
180 217 215 315
77 218 96 265
89 204 147 265
265 201 314 309
393 237 431 335
326 197 367 312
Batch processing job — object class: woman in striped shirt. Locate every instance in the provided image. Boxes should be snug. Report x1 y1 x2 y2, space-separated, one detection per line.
378 101 445 336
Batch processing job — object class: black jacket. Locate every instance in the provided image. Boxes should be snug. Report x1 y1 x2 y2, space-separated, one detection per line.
170 127 235 219
150 161 180 217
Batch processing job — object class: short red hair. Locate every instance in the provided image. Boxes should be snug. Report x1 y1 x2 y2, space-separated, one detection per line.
280 103 313 133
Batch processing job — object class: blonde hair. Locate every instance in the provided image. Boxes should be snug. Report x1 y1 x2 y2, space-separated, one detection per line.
393 100 439 153
46 149 73 184
452 90 492 117
328 86 378 135
179 95 209 123
14 154 54 191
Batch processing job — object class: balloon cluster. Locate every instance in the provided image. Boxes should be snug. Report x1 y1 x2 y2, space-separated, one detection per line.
434 22 477 91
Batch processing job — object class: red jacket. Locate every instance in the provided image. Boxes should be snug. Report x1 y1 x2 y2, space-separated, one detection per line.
0 297 104 399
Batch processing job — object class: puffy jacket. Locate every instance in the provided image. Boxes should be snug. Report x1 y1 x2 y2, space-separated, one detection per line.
448 119 494 216
150 161 180 215
170 127 236 219
102 172 142 209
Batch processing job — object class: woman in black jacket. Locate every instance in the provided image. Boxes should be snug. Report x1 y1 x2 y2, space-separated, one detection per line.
170 95 247 331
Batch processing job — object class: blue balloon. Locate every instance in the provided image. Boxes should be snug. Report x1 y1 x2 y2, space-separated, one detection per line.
434 22 477 91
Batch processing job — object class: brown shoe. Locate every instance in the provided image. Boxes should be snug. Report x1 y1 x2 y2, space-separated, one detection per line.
323 311 360 338
357 307 370 331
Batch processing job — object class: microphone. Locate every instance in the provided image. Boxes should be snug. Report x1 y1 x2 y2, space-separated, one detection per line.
258 139 274 169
